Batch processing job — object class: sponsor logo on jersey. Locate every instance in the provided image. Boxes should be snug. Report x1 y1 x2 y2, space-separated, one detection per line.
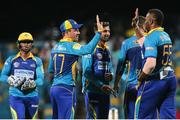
146 47 154 50
13 62 20 68
31 105 38 107
73 43 81 50
30 64 36 68
54 45 67 51
14 69 34 79
98 61 108 70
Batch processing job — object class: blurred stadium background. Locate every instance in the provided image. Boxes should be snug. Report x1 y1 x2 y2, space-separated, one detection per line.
0 0 180 119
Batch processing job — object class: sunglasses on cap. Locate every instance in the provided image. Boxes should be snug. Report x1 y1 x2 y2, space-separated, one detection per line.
19 40 33 43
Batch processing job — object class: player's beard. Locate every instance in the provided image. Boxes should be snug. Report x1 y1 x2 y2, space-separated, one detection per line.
74 35 79 41
103 35 109 42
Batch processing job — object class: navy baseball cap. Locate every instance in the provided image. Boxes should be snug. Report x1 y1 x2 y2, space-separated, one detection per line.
60 19 83 32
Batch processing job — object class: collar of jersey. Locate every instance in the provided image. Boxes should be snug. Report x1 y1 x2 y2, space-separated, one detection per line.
13 52 35 61
97 44 108 50
60 38 74 42
147 27 164 35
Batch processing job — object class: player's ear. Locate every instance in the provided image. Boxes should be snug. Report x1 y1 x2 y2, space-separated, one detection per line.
16 42 21 49
149 18 154 25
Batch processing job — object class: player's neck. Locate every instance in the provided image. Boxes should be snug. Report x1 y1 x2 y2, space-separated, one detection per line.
98 40 105 48
20 51 31 59
151 25 160 30
137 37 145 47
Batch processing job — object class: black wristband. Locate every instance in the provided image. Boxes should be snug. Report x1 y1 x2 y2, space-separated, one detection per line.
138 71 149 82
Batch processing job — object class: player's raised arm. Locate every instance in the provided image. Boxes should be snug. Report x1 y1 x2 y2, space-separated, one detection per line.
69 15 104 55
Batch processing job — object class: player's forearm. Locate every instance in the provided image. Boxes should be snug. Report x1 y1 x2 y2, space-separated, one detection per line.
139 57 156 82
35 66 44 86
142 57 156 74
114 59 125 83
0 74 9 83
81 32 101 54
0 67 10 83
35 78 43 86
114 75 121 86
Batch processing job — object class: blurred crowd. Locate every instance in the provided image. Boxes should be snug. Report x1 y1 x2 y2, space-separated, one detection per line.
0 16 180 118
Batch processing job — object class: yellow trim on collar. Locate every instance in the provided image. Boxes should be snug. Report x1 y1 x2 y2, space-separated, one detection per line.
13 52 35 61
147 27 164 35
97 44 108 50
60 38 74 42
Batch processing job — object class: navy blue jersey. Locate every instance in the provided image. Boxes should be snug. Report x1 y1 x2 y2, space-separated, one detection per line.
82 45 113 94
0 52 44 97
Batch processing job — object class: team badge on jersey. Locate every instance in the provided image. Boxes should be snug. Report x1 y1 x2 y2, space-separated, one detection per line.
73 43 81 50
97 53 103 60
13 62 20 68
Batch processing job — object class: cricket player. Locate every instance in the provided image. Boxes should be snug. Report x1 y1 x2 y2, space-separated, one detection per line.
135 9 177 119
48 15 104 119
82 21 114 119
113 8 146 119
0 32 44 119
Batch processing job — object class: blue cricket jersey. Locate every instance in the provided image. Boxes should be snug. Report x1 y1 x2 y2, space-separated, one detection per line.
82 44 113 94
143 27 173 74
48 32 101 86
0 52 44 97
116 35 143 86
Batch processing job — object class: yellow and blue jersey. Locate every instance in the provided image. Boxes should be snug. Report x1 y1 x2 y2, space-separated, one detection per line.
0 52 44 97
48 32 101 86
117 35 142 86
143 27 172 74
82 44 113 94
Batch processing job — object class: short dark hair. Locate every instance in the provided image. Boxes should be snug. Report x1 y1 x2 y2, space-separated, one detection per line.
94 22 110 31
148 9 164 26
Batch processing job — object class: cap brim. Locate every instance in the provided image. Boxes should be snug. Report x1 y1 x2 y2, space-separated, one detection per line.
78 24 83 28
74 24 83 29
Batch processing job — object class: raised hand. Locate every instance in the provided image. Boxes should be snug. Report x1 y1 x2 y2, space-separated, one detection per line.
96 15 104 32
131 8 139 28
135 8 139 19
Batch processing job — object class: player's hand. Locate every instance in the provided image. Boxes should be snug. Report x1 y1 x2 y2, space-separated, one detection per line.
8 75 16 86
101 85 113 93
96 15 104 32
8 75 25 87
131 8 139 28
21 79 36 91
105 73 113 82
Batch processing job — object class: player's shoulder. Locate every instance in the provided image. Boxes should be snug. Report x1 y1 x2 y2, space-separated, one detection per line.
7 54 18 61
122 35 137 48
147 29 164 38
33 56 43 64
124 35 137 43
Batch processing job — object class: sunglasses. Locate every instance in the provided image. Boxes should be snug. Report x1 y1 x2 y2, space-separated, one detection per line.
19 40 33 44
